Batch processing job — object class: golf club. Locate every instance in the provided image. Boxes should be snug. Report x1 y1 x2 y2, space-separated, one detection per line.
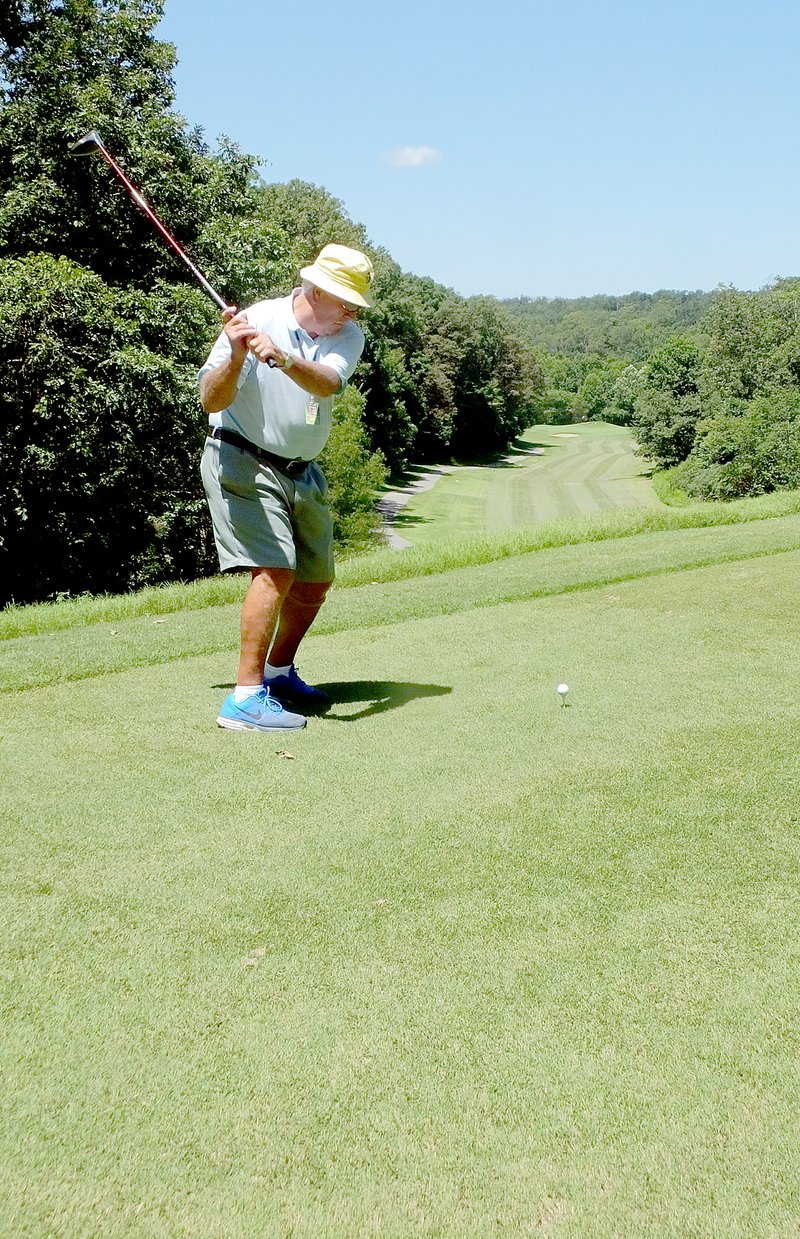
70 129 229 312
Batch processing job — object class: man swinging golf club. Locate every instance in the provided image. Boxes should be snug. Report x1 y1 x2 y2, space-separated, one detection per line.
199 244 374 731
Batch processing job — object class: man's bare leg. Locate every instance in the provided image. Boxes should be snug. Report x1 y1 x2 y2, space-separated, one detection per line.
238 566 295 686
268 580 331 669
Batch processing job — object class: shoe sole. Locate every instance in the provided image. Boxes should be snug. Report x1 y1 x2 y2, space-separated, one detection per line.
216 716 307 732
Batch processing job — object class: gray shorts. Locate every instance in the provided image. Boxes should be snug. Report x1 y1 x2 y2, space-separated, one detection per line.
201 436 334 581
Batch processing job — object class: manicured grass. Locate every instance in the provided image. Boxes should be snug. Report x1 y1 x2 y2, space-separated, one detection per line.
5 509 800 694
5 482 800 641
396 422 661 544
2 519 800 1235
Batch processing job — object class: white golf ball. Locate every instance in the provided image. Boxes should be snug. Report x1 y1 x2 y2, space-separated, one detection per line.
557 683 569 695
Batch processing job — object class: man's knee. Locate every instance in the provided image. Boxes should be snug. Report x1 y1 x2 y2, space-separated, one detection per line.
250 566 295 594
287 580 331 609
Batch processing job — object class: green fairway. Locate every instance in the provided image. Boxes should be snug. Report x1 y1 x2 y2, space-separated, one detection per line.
3 516 800 1236
396 422 660 545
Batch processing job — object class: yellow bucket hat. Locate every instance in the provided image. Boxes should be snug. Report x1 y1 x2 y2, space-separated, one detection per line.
300 244 374 309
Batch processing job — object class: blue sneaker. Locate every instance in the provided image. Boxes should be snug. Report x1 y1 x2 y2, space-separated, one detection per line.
217 687 306 732
265 665 330 711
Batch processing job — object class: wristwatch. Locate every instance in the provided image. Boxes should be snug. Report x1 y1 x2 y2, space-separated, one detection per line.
281 353 294 370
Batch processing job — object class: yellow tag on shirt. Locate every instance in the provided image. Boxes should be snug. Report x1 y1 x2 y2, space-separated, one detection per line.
305 397 320 425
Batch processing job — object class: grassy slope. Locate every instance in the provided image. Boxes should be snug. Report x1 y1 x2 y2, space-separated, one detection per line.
5 487 800 644
396 422 660 544
2 517 800 1236
5 511 800 693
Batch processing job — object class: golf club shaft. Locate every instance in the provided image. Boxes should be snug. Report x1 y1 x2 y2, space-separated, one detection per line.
92 142 228 312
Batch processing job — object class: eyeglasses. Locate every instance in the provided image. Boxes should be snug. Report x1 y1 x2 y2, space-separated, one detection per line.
315 286 363 318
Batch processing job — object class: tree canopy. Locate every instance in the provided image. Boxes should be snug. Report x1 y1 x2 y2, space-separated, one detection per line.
662 283 800 499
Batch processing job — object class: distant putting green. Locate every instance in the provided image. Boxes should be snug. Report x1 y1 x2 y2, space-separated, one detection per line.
395 421 660 544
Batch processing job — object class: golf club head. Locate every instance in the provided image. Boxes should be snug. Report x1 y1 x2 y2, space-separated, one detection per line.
70 130 104 157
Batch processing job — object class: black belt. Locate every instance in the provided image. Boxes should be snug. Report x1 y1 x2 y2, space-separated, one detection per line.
211 427 310 479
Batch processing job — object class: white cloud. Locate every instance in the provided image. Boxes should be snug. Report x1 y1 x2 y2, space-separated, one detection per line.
384 145 441 168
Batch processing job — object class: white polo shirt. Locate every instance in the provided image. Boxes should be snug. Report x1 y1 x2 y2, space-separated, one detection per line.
198 291 364 460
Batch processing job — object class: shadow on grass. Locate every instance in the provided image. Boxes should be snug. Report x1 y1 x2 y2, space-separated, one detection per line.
452 437 555 469
513 435 551 453
210 680 452 721
319 679 452 722
389 509 431 530
380 464 450 490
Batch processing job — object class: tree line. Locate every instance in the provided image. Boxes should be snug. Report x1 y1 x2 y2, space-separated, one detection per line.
503 290 713 425
0 0 541 606
633 282 800 499
504 284 800 500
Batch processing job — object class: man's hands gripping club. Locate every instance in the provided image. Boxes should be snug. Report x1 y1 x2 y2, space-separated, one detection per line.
199 307 340 414
224 308 289 369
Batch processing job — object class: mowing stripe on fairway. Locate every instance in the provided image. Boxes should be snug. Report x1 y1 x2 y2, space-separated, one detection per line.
398 422 661 544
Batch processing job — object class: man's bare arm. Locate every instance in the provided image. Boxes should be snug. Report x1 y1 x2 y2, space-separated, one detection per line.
200 354 246 413
199 311 257 413
246 333 340 398
200 312 341 411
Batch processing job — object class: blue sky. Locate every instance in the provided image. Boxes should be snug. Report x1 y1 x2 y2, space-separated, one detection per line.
156 0 800 300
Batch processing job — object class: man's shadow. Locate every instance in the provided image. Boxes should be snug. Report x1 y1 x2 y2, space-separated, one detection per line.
211 679 451 721
318 680 451 721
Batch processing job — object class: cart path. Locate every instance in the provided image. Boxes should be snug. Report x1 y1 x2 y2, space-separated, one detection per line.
376 467 453 549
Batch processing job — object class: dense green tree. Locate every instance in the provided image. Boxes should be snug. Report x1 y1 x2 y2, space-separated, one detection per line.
703 282 800 401
357 271 544 471
0 0 285 308
659 281 800 499
671 389 800 499
577 359 626 420
257 180 370 271
0 254 216 604
357 267 437 472
434 297 540 458
318 387 387 552
502 292 714 435
605 364 643 425
2 0 198 281
503 290 712 361
632 338 704 467
534 352 629 424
